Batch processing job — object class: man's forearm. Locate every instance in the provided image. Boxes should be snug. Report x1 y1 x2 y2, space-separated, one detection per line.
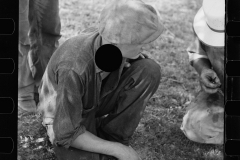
192 58 212 75
71 130 125 158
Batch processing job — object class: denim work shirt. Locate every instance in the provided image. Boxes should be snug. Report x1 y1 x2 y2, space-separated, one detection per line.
187 33 224 91
38 27 126 148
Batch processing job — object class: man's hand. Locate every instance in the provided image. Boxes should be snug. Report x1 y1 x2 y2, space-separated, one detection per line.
116 145 142 160
200 68 221 94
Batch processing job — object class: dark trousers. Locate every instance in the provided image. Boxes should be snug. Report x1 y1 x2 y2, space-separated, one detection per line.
18 0 61 112
54 58 161 160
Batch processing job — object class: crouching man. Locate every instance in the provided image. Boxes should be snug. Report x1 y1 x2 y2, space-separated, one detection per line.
37 0 164 159
181 0 224 144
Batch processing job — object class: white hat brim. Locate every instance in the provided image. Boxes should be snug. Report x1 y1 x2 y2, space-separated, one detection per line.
193 8 225 47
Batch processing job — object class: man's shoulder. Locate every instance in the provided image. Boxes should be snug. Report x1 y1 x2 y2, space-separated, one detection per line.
63 27 99 50
49 27 99 74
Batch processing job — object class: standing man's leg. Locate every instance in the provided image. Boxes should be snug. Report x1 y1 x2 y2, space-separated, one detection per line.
18 0 61 112
19 0 36 112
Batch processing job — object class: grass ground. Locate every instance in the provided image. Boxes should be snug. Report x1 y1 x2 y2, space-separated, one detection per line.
18 0 224 159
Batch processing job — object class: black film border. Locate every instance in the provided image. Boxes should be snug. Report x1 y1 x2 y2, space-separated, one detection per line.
225 0 240 159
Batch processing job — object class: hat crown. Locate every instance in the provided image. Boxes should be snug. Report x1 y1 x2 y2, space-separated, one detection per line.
98 0 164 44
203 0 225 31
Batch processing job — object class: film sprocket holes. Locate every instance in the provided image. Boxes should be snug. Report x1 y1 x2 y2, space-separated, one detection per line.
0 0 18 159
225 0 240 158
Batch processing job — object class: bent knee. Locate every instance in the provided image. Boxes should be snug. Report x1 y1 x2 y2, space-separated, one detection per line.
132 58 161 80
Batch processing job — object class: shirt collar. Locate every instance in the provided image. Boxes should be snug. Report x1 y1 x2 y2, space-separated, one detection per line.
92 34 127 98
94 36 126 74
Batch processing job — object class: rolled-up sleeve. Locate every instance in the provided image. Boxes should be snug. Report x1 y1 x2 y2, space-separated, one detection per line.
53 68 86 148
187 35 209 66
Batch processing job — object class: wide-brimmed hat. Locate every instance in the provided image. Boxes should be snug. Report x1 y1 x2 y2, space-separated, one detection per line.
193 0 225 47
98 0 165 44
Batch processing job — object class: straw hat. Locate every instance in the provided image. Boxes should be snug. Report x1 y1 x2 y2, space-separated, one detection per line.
193 0 225 47
98 0 165 44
